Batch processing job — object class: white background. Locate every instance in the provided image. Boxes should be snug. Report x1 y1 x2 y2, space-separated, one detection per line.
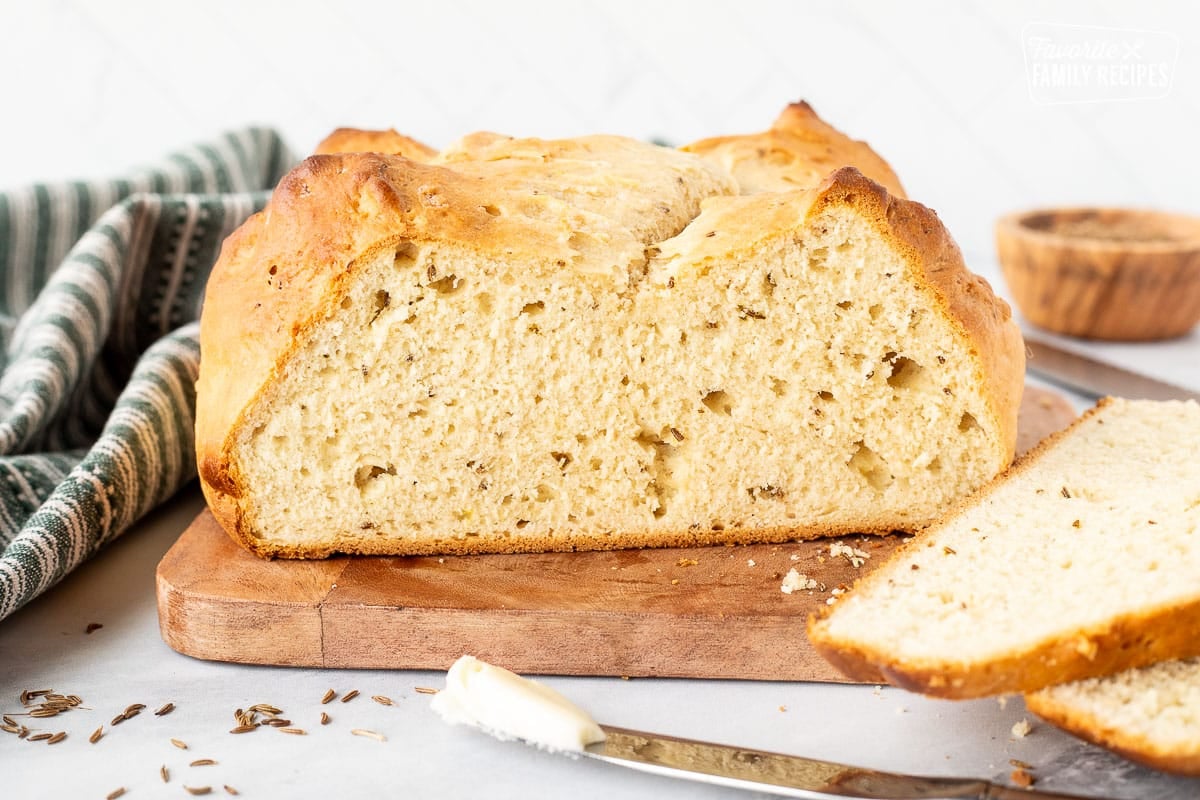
4 0 1199 270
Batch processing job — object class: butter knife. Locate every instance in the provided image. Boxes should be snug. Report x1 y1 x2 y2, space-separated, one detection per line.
1024 337 1200 402
579 724 1110 800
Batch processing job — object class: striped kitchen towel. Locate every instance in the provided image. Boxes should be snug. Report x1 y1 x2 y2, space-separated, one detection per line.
0 130 294 622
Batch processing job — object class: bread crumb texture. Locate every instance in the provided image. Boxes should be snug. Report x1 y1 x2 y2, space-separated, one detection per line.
1027 656 1200 774
196 104 1022 558
809 398 1200 698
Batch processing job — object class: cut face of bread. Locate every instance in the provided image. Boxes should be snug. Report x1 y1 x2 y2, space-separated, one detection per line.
197 127 1021 559
809 398 1200 699
1026 657 1200 776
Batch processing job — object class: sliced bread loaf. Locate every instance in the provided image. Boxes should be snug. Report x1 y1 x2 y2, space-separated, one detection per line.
808 397 1200 698
1026 657 1200 776
196 110 1023 558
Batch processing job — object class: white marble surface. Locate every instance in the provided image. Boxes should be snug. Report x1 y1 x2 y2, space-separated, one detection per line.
3 480 1200 799
3 2 1200 797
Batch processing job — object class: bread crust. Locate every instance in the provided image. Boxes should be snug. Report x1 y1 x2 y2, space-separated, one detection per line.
1025 682 1200 776
314 127 437 160
198 116 1023 560
808 398 1200 699
684 100 907 197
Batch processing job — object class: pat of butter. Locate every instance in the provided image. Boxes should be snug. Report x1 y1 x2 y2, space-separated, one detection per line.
431 655 606 752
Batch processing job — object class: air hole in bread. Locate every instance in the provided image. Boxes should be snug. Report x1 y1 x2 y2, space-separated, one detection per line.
770 377 788 397
959 412 981 433
550 451 573 471
394 242 418 268
837 300 853 310
368 290 390 324
868 303 883 320
808 246 828 270
520 301 545 315
701 390 733 416
848 441 893 492
354 463 396 490
886 356 926 389
476 292 493 313
482 204 501 217
429 274 462 294
748 484 785 501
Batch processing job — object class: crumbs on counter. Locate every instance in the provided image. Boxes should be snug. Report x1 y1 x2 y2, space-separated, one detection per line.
1011 718 1033 738
830 542 870 567
780 568 823 594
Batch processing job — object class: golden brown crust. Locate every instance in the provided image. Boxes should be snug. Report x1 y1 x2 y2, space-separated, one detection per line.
1026 689 1200 776
808 399 1200 699
238 519 902 560
683 100 907 197
313 127 437 160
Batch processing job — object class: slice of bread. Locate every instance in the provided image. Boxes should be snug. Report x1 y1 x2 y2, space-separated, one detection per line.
809 397 1200 699
1026 657 1200 776
684 101 907 197
196 108 1023 558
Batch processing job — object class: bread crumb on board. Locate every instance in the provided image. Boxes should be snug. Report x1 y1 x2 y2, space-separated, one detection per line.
1011 718 1033 738
830 542 870 567
780 568 823 594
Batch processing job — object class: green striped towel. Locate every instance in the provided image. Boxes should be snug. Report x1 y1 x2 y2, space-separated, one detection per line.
0 130 294 622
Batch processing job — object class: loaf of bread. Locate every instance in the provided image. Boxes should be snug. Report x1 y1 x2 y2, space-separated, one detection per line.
808 397 1200 698
1026 657 1200 775
196 104 1023 558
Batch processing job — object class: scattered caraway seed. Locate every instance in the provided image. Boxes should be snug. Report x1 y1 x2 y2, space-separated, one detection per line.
106 788 126 800
161 765 170 782
319 712 330 725
155 702 175 716
171 737 189 749
341 690 360 703
190 759 217 767
413 687 437 695
351 728 385 741
372 695 394 706
1009 758 1034 770
46 731 66 744
28 732 51 741
224 786 239 796
321 689 336 704
185 786 213 796
229 725 257 734
279 727 306 735
89 725 103 743
86 622 103 634
249 704 281 715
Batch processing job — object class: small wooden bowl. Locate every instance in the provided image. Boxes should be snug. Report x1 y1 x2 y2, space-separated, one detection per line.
996 208 1200 340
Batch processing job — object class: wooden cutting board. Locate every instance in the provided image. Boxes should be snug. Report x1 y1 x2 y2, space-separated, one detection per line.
156 386 1076 682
